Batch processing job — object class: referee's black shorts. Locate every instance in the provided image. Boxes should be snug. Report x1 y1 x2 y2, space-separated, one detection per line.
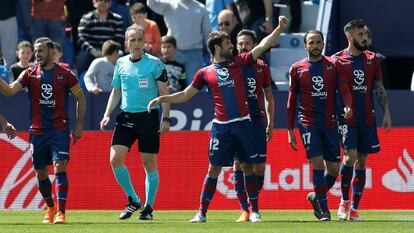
111 109 160 153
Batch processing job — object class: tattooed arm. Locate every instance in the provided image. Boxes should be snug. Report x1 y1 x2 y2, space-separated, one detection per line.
374 79 392 132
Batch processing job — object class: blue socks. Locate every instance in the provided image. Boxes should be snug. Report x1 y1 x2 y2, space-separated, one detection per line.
145 170 159 208
113 165 140 203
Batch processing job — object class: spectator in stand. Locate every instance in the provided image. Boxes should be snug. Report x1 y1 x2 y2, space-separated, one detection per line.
130 2 161 56
9 41 33 83
0 0 18 69
217 9 242 55
206 0 234 30
31 0 66 57
160 35 186 93
77 0 124 75
66 0 94 55
84 40 120 95
147 0 212 87
233 0 274 41
53 42 70 70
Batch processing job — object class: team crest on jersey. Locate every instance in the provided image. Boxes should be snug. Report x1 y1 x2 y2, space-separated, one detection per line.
326 64 333 71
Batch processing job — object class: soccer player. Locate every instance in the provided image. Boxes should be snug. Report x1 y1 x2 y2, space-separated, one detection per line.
232 29 275 222
100 26 170 221
334 19 392 221
0 113 16 139
147 16 289 223
0 37 86 224
287 30 353 221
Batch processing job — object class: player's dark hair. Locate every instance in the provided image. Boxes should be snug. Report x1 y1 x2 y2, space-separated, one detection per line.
207 31 231 56
53 42 62 53
34 37 55 49
343 19 366 34
161 35 177 48
303 29 324 44
236 29 257 44
102 40 120 56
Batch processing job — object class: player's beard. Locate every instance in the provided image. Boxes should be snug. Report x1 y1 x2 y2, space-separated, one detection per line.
309 48 322 60
353 38 368 52
220 50 233 61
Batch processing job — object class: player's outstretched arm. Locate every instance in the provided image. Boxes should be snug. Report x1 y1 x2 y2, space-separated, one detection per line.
70 84 86 145
374 79 392 132
147 85 199 112
100 88 121 131
0 114 16 140
0 79 23 97
251 16 288 61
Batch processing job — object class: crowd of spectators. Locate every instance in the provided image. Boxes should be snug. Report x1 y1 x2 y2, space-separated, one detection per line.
0 0 298 94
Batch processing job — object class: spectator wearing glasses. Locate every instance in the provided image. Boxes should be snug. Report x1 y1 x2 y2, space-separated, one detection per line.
130 2 161 57
217 9 242 56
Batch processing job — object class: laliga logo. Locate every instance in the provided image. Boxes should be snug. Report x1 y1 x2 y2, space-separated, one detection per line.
216 164 372 198
41 84 53 99
353 69 365 85
0 135 54 210
216 68 229 81
382 149 414 192
311 76 324 92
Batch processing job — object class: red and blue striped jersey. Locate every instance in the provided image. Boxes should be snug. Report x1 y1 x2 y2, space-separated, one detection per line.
333 49 382 126
287 56 352 129
17 64 78 134
241 58 272 123
191 52 254 124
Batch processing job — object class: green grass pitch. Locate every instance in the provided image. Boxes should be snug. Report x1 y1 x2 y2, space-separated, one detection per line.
0 210 413 233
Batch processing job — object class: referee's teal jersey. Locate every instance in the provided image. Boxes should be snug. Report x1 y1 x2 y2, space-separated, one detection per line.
112 53 166 113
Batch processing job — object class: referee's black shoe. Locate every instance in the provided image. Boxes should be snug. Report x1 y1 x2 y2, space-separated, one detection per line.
119 196 142 220
138 205 153 220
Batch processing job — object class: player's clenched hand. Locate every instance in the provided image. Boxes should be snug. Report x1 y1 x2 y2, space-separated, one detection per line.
278 16 289 30
3 123 16 140
72 127 82 145
266 126 273 142
100 116 110 131
147 98 160 113
343 106 353 119
288 130 297 151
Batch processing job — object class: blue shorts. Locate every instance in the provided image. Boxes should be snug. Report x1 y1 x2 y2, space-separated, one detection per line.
338 124 380 154
209 120 256 167
298 124 341 162
234 121 267 164
29 129 70 170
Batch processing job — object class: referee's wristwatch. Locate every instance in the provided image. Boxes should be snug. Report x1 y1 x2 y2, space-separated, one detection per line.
162 117 171 123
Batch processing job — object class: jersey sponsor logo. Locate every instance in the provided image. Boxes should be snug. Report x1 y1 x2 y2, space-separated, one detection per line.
311 76 327 97
352 69 367 91
139 79 148 88
39 84 56 106
382 149 414 193
216 68 235 87
246 77 257 98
